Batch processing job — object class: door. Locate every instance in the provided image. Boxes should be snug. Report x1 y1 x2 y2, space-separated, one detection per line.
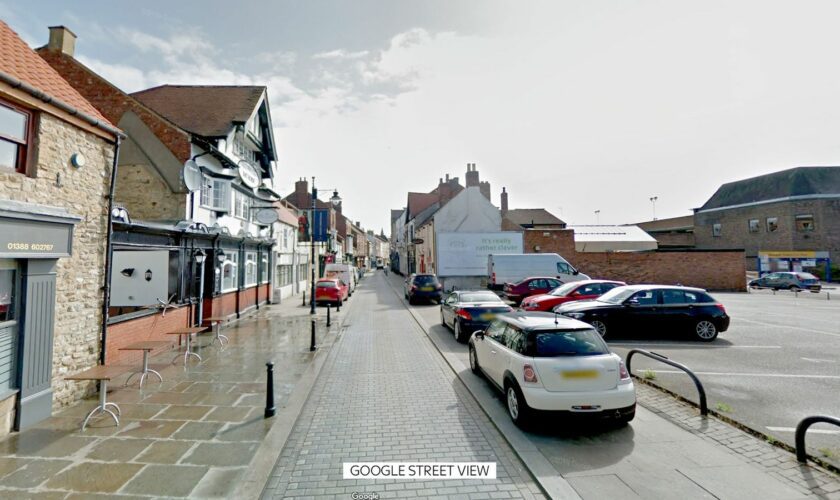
622 289 661 334
442 292 458 326
0 260 19 394
659 289 692 333
477 321 507 385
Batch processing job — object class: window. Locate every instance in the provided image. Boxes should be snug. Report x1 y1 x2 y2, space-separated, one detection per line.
661 289 686 304
629 290 657 305
748 219 760 233
0 101 32 174
795 214 815 232
260 254 270 283
0 260 16 322
233 190 251 219
244 251 258 286
248 116 262 141
276 264 293 286
505 327 526 354
485 320 506 341
534 330 609 357
556 262 574 274
712 223 722 237
221 252 238 292
201 177 231 212
767 217 779 232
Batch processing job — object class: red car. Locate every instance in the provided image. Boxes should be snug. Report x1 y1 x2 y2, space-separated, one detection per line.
315 278 349 306
520 280 626 311
502 277 564 305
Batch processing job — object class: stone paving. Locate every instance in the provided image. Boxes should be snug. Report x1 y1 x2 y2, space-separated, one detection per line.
0 294 340 498
262 276 545 499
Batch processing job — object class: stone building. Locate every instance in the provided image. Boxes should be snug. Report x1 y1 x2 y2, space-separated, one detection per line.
693 166 840 273
0 22 120 433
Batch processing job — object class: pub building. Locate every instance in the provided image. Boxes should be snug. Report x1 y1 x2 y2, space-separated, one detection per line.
38 26 282 366
0 21 122 433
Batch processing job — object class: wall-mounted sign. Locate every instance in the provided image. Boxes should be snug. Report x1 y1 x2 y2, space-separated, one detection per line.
255 208 279 225
237 161 261 188
110 250 169 306
0 218 73 258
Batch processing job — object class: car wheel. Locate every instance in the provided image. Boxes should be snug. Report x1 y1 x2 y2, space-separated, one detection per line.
469 344 481 375
695 320 718 341
454 321 467 343
788 285 801 292
505 381 530 428
591 319 608 339
408 296 415 305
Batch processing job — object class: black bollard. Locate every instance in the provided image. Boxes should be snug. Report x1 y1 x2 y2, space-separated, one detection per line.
336 299 341 312
302 290 306 306
327 303 331 327
264 362 276 418
310 319 317 352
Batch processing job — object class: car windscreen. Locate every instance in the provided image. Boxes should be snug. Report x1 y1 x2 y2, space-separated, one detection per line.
413 275 438 285
549 282 578 297
797 273 818 281
459 292 502 303
533 329 610 357
316 281 336 288
597 287 636 304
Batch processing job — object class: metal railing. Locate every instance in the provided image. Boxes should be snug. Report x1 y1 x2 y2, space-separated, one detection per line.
795 415 840 463
626 349 708 416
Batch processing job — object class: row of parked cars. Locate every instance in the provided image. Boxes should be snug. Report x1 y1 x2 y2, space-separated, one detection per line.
313 263 363 306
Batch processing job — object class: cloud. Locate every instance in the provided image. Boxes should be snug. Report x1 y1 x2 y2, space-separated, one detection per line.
312 49 369 60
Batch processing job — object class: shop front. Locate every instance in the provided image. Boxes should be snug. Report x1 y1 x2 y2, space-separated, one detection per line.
758 250 832 281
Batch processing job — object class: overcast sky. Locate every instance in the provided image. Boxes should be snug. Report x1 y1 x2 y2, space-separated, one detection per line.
5 1 840 232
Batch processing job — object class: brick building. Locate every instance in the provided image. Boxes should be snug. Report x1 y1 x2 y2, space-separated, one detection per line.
693 167 840 272
0 22 120 433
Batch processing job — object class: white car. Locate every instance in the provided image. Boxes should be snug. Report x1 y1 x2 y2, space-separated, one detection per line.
468 312 635 427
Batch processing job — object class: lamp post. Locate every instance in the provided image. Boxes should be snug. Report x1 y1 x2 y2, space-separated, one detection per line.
194 249 206 326
309 178 342 314
650 196 658 220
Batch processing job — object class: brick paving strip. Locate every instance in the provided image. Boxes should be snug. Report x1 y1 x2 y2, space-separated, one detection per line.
0 296 343 499
262 277 547 499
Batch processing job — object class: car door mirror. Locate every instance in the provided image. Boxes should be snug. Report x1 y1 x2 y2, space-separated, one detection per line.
474 330 484 339
625 298 640 307
572 270 579 275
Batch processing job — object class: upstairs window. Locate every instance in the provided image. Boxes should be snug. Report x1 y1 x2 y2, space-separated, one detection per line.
233 190 251 220
767 217 779 232
748 219 760 233
795 214 815 232
0 100 32 174
712 223 722 237
200 177 231 212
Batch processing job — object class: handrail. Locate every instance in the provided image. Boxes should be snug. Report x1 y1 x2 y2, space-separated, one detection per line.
626 349 708 416
795 415 840 463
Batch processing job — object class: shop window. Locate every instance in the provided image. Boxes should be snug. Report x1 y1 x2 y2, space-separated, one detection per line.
0 260 16 322
260 254 270 283
795 214 815 232
748 219 760 233
0 100 33 174
200 177 231 212
767 217 779 232
712 223 722 237
245 251 258 286
221 253 239 292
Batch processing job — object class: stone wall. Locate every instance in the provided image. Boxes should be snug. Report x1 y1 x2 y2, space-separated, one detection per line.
114 164 185 221
0 113 115 411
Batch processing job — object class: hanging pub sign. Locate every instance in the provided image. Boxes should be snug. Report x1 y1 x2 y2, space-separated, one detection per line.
237 161 261 189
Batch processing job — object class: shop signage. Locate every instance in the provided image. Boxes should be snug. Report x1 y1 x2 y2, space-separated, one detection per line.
0 218 73 258
758 250 816 259
238 161 261 188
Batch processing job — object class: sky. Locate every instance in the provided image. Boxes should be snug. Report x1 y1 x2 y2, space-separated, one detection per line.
4 0 840 233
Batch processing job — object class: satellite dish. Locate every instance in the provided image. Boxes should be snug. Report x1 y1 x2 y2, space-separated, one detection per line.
255 208 279 225
182 160 202 192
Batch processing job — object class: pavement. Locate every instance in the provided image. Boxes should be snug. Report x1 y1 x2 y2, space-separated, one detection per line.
0 272 837 499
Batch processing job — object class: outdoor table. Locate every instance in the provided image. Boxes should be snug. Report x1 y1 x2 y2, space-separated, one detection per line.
167 326 207 365
120 340 171 387
65 365 127 430
203 316 230 346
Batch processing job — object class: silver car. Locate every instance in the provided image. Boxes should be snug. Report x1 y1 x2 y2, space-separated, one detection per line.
748 272 821 292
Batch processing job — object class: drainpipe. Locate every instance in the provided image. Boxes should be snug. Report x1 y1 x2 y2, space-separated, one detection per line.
99 137 122 364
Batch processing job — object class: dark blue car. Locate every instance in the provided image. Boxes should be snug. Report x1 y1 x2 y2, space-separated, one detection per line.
440 290 513 342
404 274 443 304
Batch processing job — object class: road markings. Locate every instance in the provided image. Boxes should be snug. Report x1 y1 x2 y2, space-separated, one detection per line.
735 317 840 338
610 343 781 349
801 357 836 364
651 370 840 380
767 427 840 435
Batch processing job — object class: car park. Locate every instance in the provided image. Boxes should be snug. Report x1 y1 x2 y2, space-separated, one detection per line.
314 278 349 306
503 277 564 305
404 273 443 304
748 272 821 292
555 285 729 341
468 311 636 427
488 253 589 290
521 280 626 311
440 290 513 342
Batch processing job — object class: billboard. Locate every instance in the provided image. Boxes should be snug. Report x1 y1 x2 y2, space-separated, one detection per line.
436 232 523 277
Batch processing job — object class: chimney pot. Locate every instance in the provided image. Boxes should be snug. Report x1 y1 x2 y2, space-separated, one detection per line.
47 26 77 57
445 173 449 181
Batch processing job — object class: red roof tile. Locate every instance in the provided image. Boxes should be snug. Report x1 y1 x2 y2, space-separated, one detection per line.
0 21 112 126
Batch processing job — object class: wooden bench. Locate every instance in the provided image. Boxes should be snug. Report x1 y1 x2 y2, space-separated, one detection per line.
65 365 129 430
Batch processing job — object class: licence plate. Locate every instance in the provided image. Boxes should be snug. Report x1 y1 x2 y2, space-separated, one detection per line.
562 370 598 379
421 286 435 291
479 313 496 321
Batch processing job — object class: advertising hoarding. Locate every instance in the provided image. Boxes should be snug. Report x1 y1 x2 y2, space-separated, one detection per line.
436 232 523 277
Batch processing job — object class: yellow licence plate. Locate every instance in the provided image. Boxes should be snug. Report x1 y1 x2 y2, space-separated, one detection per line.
479 313 496 321
562 370 599 379
421 286 435 291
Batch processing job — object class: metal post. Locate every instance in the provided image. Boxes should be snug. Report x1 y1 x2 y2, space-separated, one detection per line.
310 319 317 351
336 299 340 312
327 303 331 327
310 177 317 314
197 256 205 327
302 290 306 306
264 362 276 418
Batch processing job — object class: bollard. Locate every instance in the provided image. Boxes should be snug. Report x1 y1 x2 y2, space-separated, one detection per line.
310 319 317 352
327 303 331 327
336 299 341 312
264 362 276 418
302 290 306 306
828 292 831 301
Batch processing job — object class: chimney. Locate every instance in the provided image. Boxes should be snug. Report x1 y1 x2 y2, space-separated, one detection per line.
465 162 479 187
445 173 450 182
501 187 508 213
47 26 77 57
294 178 309 198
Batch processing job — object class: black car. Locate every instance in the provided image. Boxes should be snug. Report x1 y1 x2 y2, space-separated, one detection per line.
440 290 513 342
555 285 730 341
404 274 443 304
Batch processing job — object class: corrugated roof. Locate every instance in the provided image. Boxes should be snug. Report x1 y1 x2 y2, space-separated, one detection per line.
504 208 565 227
569 225 658 252
698 166 840 211
131 85 265 137
0 21 112 126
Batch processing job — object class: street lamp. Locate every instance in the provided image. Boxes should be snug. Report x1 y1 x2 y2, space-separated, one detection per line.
310 177 342 314
194 249 207 326
650 196 658 220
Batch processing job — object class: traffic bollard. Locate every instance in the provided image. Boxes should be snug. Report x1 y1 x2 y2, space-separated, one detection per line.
336 300 341 312
264 362 276 418
310 319 317 352
302 290 306 306
327 304 331 327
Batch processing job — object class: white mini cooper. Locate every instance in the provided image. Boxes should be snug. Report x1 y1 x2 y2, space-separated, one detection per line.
468 311 636 427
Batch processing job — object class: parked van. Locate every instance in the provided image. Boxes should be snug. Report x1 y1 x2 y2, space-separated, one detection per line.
487 253 589 290
324 263 357 295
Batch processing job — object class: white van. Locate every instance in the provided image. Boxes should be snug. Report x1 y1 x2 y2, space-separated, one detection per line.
487 253 589 289
324 263 356 295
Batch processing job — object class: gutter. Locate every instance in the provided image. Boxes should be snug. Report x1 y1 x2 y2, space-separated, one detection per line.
99 136 122 364
0 69 125 139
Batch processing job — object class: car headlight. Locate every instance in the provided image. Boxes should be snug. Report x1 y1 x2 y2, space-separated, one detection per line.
564 312 585 319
